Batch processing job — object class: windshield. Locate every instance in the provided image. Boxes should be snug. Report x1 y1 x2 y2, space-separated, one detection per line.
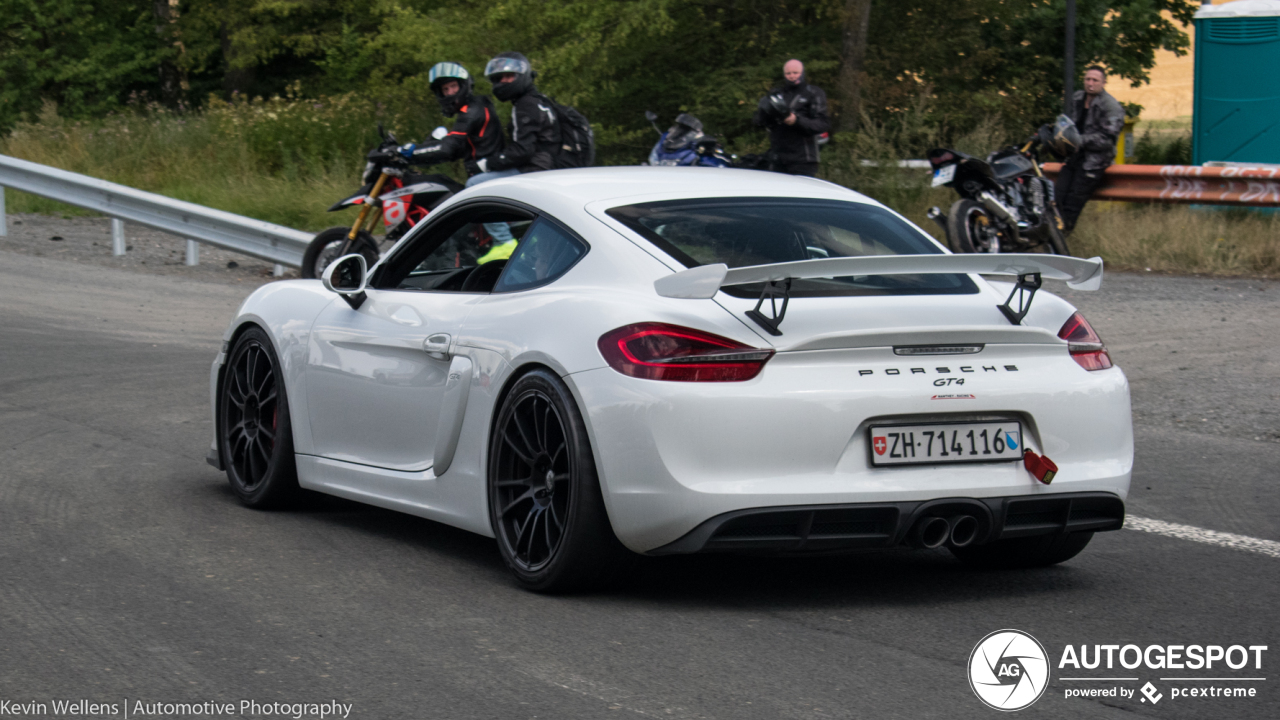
606 198 976 297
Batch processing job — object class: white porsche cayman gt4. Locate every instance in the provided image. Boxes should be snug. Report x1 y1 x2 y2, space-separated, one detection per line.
208 167 1132 591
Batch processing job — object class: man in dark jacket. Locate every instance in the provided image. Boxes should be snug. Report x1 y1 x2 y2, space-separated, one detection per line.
1055 66 1125 233
467 51 561 186
398 62 504 173
753 59 830 176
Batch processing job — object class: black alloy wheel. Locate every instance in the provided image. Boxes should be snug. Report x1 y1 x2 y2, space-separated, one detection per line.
220 327 299 508
488 369 632 592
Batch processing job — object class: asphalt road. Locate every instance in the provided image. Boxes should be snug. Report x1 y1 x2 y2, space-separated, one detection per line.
1 248 1277 720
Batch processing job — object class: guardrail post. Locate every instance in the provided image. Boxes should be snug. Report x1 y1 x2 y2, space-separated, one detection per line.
185 239 199 266
111 218 126 256
0 186 7 237
273 264 285 277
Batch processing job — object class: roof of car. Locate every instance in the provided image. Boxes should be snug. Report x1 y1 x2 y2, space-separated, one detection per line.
451 166 876 210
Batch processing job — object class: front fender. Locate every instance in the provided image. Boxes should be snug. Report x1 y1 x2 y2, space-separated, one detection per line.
210 280 338 459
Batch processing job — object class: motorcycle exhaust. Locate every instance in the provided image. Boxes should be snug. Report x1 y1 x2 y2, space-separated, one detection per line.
926 206 947 231
978 191 1020 227
910 516 951 549
947 515 979 548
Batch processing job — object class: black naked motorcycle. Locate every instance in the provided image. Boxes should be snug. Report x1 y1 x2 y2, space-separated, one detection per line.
925 116 1079 256
301 125 464 279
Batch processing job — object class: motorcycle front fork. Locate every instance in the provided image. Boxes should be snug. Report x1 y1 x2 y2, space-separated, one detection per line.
337 172 390 256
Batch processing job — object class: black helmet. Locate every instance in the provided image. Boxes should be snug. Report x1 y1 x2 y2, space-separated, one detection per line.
485 52 535 102
662 113 705 153
428 62 473 116
757 93 790 124
1046 114 1082 156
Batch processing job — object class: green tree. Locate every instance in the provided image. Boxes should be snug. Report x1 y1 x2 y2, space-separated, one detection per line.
862 0 1197 144
2 0 1199 160
0 0 163 130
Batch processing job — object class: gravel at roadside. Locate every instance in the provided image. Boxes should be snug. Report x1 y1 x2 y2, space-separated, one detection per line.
0 212 300 285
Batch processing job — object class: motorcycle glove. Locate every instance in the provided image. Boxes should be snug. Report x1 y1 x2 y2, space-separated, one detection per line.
465 158 489 175
398 143 416 159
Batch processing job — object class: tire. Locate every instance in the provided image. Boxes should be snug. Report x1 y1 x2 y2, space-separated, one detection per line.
301 226 379 280
951 531 1094 570
946 199 1002 254
488 368 633 592
1043 215 1070 255
219 327 300 508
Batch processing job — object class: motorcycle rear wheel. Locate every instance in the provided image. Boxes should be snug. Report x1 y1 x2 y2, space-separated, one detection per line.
946 199 1003 254
301 226 380 280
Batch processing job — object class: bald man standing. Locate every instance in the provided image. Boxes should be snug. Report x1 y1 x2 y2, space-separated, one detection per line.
753 59 830 176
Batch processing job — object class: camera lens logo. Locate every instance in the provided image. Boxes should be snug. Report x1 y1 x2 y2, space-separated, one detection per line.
969 629 1050 711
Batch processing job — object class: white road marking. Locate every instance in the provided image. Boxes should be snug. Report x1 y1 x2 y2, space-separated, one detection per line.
1126 516 1280 559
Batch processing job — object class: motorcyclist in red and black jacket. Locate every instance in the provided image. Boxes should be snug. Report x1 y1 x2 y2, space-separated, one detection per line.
398 62 504 173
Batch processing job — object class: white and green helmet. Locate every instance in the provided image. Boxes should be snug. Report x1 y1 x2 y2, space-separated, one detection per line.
428 62 473 114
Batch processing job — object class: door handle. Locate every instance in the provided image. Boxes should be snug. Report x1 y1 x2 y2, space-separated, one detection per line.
423 333 452 360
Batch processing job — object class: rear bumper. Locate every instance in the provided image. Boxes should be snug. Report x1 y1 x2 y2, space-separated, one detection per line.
570 350 1132 553
650 491 1124 555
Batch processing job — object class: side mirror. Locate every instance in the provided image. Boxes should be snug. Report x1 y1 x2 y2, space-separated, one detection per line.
644 110 661 134
321 254 369 309
431 126 449 140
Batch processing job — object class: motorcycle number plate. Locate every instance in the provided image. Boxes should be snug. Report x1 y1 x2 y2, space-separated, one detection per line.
932 164 957 187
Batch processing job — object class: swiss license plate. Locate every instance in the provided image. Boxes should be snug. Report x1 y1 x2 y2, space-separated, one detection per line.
931 164 957 187
870 421 1024 466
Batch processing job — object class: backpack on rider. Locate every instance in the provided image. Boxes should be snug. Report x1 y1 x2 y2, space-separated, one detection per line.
533 94 595 169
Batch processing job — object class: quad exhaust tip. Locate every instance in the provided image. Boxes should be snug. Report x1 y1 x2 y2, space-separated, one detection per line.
910 514 979 549
948 515 979 548
912 516 951 549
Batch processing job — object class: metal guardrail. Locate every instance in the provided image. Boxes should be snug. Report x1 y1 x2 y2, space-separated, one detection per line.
0 154 311 269
1042 162 1280 206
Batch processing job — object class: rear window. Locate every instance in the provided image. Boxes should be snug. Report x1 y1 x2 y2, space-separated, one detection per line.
606 197 976 297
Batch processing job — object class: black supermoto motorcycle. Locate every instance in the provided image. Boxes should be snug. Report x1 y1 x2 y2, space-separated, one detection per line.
301 125 464 279
925 117 1079 256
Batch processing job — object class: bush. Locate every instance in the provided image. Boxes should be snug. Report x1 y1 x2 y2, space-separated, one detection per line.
1132 129 1192 166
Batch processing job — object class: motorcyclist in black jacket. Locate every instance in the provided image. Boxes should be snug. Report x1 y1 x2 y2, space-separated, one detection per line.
753 59 831 177
397 62 504 173
466 52 562 186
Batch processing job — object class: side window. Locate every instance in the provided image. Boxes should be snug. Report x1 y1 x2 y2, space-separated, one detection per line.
376 205 533 292
492 218 587 293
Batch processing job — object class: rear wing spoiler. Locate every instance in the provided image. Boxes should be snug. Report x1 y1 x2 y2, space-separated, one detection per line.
653 253 1104 335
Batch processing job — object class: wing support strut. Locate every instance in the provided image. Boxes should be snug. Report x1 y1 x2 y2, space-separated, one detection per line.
744 278 791 336
997 272 1041 325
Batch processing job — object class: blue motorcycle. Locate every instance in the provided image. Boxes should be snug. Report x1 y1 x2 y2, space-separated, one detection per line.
643 111 734 167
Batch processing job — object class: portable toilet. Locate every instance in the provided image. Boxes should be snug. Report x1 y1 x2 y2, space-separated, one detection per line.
1192 0 1280 165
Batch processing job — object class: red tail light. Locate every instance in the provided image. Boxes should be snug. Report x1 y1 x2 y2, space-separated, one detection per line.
598 323 774 382
1057 312 1112 371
